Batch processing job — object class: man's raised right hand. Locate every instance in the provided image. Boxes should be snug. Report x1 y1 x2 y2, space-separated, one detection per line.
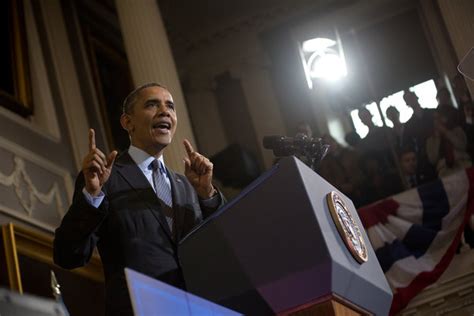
82 129 117 196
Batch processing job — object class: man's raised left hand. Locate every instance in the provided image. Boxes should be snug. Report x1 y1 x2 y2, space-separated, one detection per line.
183 139 216 199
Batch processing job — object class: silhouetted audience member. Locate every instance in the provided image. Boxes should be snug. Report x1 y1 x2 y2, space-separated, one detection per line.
453 74 474 158
345 131 362 150
399 146 436 189
463 103 474 160
426 106 472 177
453 73 473 125
402 90 434 152
291 121 314 168
296 120 313 138
386 106 404 147
362 157 402 204
436 86 460 127
319 134 366 207
358 108 397 171
436 87 453 108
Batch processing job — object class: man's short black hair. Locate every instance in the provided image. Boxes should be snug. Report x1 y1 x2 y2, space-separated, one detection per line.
386 105 399 116
122 82 167 114
398 146 416 159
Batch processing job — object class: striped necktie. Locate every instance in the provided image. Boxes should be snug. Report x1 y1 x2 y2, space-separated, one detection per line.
150 159 174 232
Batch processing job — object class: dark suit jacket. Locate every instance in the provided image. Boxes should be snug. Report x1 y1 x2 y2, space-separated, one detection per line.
53 152 225 315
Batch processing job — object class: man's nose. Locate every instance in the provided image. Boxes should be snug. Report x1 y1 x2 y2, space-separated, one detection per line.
156 103 171 116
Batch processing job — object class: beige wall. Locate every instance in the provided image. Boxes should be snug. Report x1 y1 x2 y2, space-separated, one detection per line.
437 0 474 96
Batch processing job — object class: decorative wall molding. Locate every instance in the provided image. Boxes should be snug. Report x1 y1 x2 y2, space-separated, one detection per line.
0 156 63 218
0 136 74 232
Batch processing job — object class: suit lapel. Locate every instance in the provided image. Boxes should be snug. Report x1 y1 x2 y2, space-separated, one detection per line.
167 168 187 240
114 152 175 244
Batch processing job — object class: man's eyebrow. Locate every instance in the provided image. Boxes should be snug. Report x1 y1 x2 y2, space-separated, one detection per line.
143 98 174 108
145 97 160 103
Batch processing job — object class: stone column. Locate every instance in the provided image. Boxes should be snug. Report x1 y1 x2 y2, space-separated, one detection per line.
233 62 286 169
115 0 196 173
40 0 91 169
419 0 459 79
184 75 228 157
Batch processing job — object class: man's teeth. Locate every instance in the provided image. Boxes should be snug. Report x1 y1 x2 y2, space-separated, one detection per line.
154 123 170 129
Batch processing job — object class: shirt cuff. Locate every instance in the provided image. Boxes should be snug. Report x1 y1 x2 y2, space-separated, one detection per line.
82 187 105 208
199 192 220 209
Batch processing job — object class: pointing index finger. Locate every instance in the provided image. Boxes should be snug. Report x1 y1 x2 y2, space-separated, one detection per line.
89 128 96 151
183 139 195 157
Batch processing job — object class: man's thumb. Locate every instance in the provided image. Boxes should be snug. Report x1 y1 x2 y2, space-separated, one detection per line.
107 150 118 167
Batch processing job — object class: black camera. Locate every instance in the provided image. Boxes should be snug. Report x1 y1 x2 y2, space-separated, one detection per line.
263 134 329 169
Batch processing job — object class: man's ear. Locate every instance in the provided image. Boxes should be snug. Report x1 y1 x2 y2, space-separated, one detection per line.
120 113 133 133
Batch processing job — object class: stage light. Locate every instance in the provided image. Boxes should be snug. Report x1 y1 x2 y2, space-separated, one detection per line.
302 38 336 52
300 35 347 87
309 53 347 81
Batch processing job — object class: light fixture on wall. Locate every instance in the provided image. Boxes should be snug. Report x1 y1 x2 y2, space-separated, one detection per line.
299 31 347 89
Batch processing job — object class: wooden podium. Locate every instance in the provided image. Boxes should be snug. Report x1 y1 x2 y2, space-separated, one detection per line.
179 157 392 315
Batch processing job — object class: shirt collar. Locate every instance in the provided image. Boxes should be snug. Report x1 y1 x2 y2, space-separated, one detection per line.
128 145 166 173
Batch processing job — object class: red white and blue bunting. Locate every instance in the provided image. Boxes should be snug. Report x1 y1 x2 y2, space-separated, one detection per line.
358 168 474 315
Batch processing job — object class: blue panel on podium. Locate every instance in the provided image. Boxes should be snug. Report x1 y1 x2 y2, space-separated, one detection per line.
125 268 241 316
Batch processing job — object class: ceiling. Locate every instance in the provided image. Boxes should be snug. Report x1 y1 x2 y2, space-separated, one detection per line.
156 0 325 52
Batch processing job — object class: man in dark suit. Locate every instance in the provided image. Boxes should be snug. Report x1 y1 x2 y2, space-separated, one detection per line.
398 146 436 189
54 83 225 315
402 90 434 152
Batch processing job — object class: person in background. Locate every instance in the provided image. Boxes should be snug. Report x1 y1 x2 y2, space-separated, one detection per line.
436 87 454 108
318 134 366 207
358 108 397 171
398 146 436 189
453 74 472 110
361 156 403 204
463 102 474 160
345 131 362 150
436 86 460 126
386 106 404 148
402 90 434 153
426 105 472 177
453 74 474 157
296 120 313 138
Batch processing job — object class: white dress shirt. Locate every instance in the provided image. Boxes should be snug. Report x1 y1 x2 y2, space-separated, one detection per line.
83 145 170 208
83 145 219 208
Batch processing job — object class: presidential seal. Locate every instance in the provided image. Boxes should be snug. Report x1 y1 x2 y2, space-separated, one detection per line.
326 191 368 264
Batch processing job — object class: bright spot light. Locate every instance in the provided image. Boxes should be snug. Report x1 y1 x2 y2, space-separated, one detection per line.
310 54 347 81
302 38 336 52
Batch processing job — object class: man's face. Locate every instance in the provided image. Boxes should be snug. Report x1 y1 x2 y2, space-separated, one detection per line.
122 86 177 154
297 123 312 138
400 152 417 176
